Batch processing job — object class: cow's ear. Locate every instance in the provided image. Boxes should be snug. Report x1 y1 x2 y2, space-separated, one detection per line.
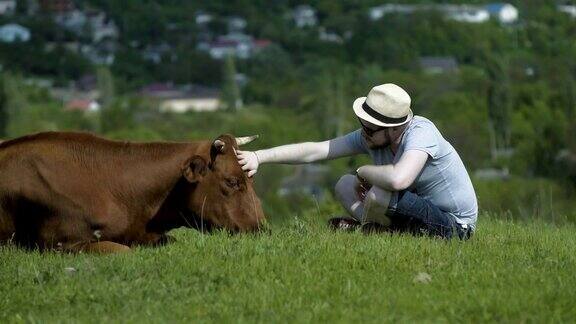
183 156 207 183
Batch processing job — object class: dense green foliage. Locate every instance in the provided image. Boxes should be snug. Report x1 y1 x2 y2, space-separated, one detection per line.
1 1 576 218
1 212 575 322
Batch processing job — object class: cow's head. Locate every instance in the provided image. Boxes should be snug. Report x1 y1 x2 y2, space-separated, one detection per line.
180 134 265 232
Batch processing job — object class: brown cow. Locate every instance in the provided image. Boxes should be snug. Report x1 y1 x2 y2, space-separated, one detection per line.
0 132 265 253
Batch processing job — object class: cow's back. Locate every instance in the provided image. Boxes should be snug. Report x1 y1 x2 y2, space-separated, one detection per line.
0 131 206 248
0 132 113 246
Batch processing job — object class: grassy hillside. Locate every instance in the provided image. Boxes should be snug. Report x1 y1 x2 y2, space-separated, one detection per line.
1 211 575 323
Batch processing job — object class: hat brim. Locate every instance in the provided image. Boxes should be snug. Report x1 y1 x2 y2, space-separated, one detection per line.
352 97 413 127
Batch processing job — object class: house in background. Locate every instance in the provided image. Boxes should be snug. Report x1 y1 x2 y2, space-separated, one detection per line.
140 83 222 113
142 43 175 64
227 16 247 33
44 40 81 53
419 56 459 74
65 98 101 113
448 6 490 23
39 0 74 13
369 3 518 24
80 40 116 65
369 4 415 21
194 11 213 26
0 24 31 43
473 168 510 180
292 5 317 28
49 81 100 113
198 33 272 60
205 39 252 60
54 9 118 42
485 3 518 23
0 0 16 15
319 27 343 44
53 9 86 33
86 10 119 42
558 4 576 18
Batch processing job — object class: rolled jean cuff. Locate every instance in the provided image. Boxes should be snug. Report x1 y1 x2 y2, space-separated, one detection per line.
386 191 400 215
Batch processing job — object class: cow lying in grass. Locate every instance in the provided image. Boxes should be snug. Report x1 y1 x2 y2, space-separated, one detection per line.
0 132 265 253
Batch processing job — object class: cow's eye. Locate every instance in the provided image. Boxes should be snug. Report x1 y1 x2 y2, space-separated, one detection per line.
225 177 240 190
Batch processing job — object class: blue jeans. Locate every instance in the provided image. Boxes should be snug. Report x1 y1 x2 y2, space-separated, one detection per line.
388 191 472 240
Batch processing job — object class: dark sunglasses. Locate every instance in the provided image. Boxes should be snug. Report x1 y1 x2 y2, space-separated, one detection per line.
358 117 386 136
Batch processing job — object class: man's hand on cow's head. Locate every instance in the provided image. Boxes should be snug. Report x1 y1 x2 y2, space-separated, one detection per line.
236 150 259 177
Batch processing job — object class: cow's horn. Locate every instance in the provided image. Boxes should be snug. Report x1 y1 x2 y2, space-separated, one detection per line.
235 135 259 146
213 139 225 152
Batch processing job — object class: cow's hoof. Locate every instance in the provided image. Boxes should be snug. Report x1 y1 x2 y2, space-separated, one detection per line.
63 241 131 254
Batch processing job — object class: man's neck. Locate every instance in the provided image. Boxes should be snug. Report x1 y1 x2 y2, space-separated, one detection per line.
390 121 411 155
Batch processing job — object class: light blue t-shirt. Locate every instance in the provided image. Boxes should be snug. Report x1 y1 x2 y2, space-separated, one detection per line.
344 116 478 229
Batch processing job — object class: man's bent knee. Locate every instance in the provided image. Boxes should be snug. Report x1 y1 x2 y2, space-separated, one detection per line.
334 174 357 201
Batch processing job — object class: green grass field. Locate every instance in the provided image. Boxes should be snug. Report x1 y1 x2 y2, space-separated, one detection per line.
1 213 575 323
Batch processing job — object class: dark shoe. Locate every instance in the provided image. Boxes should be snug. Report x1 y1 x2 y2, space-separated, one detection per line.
361 222 389 234
328 217 361 232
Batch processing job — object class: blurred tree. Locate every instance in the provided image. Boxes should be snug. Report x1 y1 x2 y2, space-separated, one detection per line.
428 92 490 169
222 55 242 111
511 101 568 176
484 52 512 159
3 74 29 137
318 72 348 138
160 50 222 86
97 67 116 133
15 0 29 15
0 75 6 138
245 45 294 105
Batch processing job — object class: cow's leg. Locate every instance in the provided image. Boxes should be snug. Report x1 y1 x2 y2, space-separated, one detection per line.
158 234 176 245
138 233 176 246
0 210 16 244
62 241 131 254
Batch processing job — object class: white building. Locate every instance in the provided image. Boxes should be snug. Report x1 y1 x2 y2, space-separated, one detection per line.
558 5 576 18
54 9 118 42
200 33 255 60
448 7 490 23
54 9 87 33
369 4 416 21
86 10 119 42
0 24 31 43
208 41 251 60
227 16 247 33
485 3 518 24
318 27 343 44
0 0 15 15
419 56 459 74
141 83 222 113
194 11 213 25
292 5 317 28
369 3 517 24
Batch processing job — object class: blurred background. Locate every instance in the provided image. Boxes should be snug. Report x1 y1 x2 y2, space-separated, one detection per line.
0 0 575 223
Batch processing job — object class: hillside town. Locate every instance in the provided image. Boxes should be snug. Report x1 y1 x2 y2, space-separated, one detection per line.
2 1 575 114
1 0 576 205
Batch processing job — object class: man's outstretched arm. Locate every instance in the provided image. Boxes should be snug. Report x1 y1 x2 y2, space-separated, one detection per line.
236 133 365 177
357 150 429 191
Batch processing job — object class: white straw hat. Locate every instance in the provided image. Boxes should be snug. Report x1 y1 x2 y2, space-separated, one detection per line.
352 83 413 127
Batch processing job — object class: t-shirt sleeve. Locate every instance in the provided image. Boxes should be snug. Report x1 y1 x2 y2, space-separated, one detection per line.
403 123 440 159
338 129 369 155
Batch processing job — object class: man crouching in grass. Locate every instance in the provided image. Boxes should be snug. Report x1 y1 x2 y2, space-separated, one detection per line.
237 83 477 240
